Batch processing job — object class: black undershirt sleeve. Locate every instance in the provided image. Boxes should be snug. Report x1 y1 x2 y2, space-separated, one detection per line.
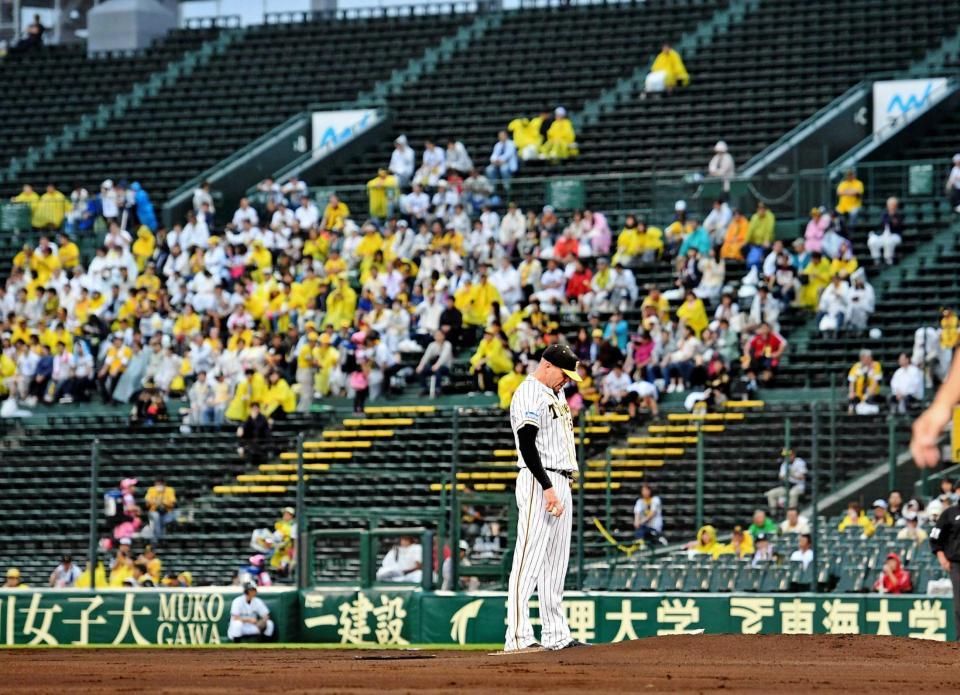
517 424 552 491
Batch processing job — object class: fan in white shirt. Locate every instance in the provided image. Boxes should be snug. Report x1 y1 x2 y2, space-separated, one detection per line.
413 139 446 188
232 198 259 227
294 198 320 229
401 185 431 221
890 353 924 413
489 257 523 309
270 205 295 230
180 211 210 251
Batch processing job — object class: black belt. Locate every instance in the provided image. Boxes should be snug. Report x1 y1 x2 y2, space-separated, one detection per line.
545 469 575 480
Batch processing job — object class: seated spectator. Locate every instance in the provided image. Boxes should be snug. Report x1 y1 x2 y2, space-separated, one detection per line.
835 169 864 229
684 525 719 556
779 507 811 535
413 139 446 188
789 533 814 570
704 198 733 247
664 325 702 393
838 501 875 537
867 196 904 265
798 251 832 310
600 363 632 412
743 203 776 271
816 274 849 334
848 349 882 414
320 194 350 231
445 139 473 176
897 510 928 545
804 206 829 253
262 370 295 419
765 449 807 514
486 131 519 190
925 478 958 521
741 322 786 393
846 270 875 331
376 535 423 583
633 484 666 544
3 567 26 588
748 509 778 538
145 476 177 542
540 107 578 161
509 111 547 161
228 583 276 643
870 499 894 528
645 42 689 93
614 215 661 265
469 330 513 393
873 552 912 594
718 525 754 559
678 218 711 259
49 554 82 588
676 290 708 338
417 329 454 398
751 533 775 567
889 353 924 414
389 135 415 187
498 361 527 410
720 209 748 260
707 141 735 182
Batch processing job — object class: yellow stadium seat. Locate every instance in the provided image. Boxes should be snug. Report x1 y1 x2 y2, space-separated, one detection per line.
585 413 630 422
610 447 685 456
627 436 698 445
723 400 765 409
342 418 414 427
279 451 351 460
364 405 436 414
304 441 372 449
648 424 725 433
667 413 745 421
322 429 394 438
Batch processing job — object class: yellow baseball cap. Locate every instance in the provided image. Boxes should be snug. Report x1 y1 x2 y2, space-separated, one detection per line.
6 568 20 578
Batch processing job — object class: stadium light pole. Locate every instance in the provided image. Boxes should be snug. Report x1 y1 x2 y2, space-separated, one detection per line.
809 403 819 593
295 432 306 590
450 407 460 591
88 439 100 593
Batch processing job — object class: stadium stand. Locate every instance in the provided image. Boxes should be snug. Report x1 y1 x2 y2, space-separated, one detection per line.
5 11 475 199
0 0 958 594
0 27 220 171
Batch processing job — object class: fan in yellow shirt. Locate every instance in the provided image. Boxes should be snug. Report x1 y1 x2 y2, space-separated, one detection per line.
323 249 347 277
225 369 267 422
798 252 832 310
131 226 156 271
173 306 202 341
469 330 513 392
541 107 578 160
366 169 399 219
302 228 329 261
324 279 357 329
941 308 958 349
320 194 350 231
836 169 864 216
34 185 71 229
648 43 689 91
263 370 296 417
497 362 527 409
355 224 384 258
11 184 40 226
676 292 708 337
57 233 81 270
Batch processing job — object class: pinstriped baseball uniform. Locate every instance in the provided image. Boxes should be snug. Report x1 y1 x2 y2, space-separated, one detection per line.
504 375 577 651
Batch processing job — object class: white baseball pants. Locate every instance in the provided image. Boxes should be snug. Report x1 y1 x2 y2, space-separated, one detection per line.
504 469 573 651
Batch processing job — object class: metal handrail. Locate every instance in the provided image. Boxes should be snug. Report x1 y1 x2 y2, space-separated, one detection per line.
264 2 480 25
183 15 243 29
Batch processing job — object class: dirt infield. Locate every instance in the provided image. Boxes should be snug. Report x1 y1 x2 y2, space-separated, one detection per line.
4 634 960 693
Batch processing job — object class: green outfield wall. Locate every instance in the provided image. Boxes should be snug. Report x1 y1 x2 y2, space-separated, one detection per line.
0 589 952 645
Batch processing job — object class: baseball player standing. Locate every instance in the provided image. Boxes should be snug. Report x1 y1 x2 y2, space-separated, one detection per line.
504 344 589 652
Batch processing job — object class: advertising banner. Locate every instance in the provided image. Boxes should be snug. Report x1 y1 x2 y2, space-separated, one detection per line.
311 109 379 156
304 591 955 645
872 78 948 134
0 589 297 645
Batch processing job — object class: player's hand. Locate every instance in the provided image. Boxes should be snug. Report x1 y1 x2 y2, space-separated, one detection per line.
544 488 564 518
938 552 951 572
911 403 951 468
